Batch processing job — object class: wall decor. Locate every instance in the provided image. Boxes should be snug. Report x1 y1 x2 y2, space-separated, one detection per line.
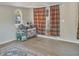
15 9 23 28
45 9 48 17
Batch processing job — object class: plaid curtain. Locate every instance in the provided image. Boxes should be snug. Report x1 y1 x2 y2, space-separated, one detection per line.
49 5 60 36
33 7 46 35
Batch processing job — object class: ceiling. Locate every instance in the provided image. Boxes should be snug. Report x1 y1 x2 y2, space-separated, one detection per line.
0 2 61 8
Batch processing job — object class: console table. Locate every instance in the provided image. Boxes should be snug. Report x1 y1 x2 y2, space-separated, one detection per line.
16 27 36 41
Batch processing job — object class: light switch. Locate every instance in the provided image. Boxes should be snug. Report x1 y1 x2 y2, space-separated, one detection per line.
62 20 64 23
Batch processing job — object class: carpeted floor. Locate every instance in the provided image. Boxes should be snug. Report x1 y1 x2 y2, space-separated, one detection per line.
0 43 44 56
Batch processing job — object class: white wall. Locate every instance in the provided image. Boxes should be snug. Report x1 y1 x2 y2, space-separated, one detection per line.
20 8 33 25
45 7 50 35
60 3 79 43
0 5 32 44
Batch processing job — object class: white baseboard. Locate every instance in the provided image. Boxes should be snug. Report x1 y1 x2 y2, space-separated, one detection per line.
0 35 79 45
0 38 16 45
37 35 79 44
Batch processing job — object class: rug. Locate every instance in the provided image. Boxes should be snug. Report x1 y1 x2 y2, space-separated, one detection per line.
0 43 43 56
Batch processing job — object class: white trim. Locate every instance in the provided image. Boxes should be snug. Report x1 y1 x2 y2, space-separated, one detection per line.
37 34 79 44
0 35 79 45
37 34 60 39
0 39 16 45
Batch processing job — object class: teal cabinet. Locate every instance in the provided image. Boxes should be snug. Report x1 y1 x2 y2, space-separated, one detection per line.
16 31 27 41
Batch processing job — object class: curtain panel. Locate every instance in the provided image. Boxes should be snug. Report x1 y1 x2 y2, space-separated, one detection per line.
50 5 60 36
33 7 46 35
